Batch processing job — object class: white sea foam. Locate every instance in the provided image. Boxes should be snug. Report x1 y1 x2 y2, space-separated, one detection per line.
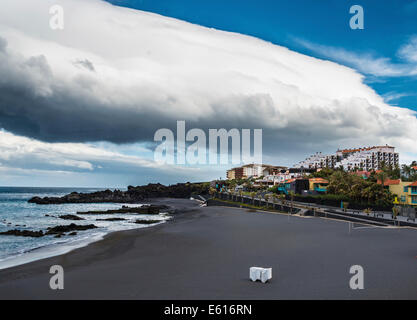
0 219 168 270
0 187 170 270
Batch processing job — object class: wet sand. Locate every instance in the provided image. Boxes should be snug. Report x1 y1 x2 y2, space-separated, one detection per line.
1 198 417 299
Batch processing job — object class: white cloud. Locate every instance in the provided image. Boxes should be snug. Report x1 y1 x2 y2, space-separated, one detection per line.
0 0 416 186
398 35 417 63
294 38 417 77
382 92 415 105
0 129 202 174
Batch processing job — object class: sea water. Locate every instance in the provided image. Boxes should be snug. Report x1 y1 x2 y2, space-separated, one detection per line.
0 187 169 269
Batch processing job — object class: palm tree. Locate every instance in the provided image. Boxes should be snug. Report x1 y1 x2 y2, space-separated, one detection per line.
377 171 388 189
264 194 270 208
410 164 417 182
209 187 216 198
328 171 347 194
363 208 372 216
361 185 372 206
402 164 411 181
229 181 237 192
272 194 278 209
279 193 286 205
250 192 256 206
289 191 295 214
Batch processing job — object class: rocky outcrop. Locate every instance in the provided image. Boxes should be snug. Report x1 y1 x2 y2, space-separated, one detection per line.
76 205 166 215
59 214 85 220
45 223 97 235
0 229 44 237
0 224 98 238
133 219 162 225
28 189 135 204
28 182 210 204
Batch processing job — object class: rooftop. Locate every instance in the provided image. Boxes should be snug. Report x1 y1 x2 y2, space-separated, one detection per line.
309 178 329 184
377 179 401 186
337 145 395 153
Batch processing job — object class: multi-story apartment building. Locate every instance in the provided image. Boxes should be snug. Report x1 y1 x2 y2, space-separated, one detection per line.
295 152 338 170
294 145 399 171
226 167 244 180
226 164 287 180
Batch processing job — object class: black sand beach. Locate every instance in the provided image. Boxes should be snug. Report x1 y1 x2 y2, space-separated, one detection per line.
1 198 417 299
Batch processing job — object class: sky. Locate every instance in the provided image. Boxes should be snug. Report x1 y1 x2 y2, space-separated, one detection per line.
107 0 417 111
0 0 416 187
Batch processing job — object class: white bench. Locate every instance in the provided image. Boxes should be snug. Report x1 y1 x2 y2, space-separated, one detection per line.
250 267 272 283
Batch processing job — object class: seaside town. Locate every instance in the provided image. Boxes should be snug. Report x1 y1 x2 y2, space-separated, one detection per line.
221 145 417 216
2 0 417 303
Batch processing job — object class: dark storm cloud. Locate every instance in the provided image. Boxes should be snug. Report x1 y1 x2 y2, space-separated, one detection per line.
0 37 7 52
0 30 415 165
73 59 95 72
0 48 285 144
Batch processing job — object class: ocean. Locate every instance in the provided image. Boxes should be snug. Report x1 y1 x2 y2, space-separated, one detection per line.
0 187 169 269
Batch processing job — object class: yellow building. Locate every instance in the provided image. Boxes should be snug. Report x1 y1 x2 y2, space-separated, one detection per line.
309 178 329 193
382 180 417 206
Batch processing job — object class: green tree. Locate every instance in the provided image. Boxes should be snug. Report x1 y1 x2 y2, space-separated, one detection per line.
264 194 270 208
279 193 286 205
311 167 334 179
363 208 372 216
377 171 389 189
250 192 256 206
402 164 412 181
289 191 295 214
327 170 393 207
272 194 278 208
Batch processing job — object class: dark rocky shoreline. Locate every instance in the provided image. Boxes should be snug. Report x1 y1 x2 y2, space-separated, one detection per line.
0 204 170 238
76 204 166 215
59 214 85 220
133 219 162 225
0 229 45 238
0 217 165 238
0 223 98 238
28 182 209 204
2 184 203 240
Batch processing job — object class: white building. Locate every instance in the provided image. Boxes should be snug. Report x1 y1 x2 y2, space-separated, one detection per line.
258 170 310 186
294 145 399 171
242 164 266 178
241 164 286 178
227 164 287 180
295 152 337 170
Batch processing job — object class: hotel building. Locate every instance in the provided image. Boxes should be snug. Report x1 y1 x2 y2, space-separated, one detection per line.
227 164 287 180
294 145 399 171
